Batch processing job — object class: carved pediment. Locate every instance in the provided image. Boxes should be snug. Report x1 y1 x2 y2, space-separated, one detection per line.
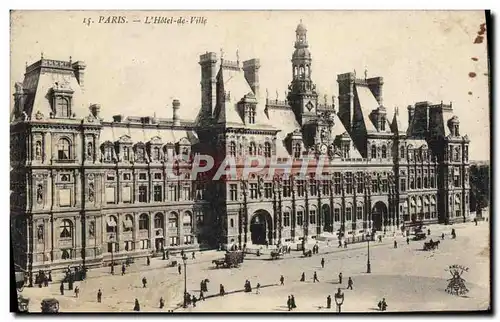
178 137 191 145
149 136 162 145
118 135 132 143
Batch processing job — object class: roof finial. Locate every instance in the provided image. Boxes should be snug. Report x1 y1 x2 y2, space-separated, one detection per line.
395 106 399 115
236 49 239 64
353 69 356 77
266 88 269 99
364 68 368 80
220 48 224 61
41 51 44 59
69 56 72 64
276 89 279 100
324 94 328 105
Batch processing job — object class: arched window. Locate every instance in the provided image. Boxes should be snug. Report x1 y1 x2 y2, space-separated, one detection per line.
334 206 341 222
229 141 236 156
345 206 352 221
139 213 149 230
283 211 291 227
154 213 164 229
230 218 234 228
264 142 272 157
60 219 73 238
299 66 305 78
169 212 178 228
305 65 310 78
183 212 192 226
400 146 405 159
57 138 71 160
294 143 301 158
123 146 130 161
371 145 377 159
106 215 117 233
249 142 257 156
103 144 113 162
381 145 387 159
296 208 304 226
123 214 134 232
152 147 161 161
56 97 70 117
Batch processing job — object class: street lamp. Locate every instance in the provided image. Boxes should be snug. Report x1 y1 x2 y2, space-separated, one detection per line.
334 288 344 313
367 234 371 273
182 255 188 308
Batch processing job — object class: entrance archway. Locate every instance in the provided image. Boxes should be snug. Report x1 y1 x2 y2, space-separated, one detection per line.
372 201 388 232
250 210 273 245
322 204 331 232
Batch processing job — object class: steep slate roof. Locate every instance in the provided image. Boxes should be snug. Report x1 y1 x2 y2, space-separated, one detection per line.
391 107 406 134
100 124 199 145
354 84 379 132
266 106 301 157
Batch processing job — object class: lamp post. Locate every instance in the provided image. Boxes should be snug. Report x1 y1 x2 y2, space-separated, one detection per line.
334 288 344 313
182 255 188 308
367 235 371 273
110 234 115 275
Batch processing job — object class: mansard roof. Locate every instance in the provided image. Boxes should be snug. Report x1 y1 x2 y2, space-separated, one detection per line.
100 124 199 146
354 84 379 133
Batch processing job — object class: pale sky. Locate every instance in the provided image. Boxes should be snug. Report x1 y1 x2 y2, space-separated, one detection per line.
10 10 490 160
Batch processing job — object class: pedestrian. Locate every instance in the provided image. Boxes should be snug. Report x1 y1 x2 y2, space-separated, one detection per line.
338 239 342 248
256 283 261 294
97 289 102 303
441 233 445 240
327 295 332 309
181 250 185 258
74 286 80 298
321 257 325 268
344 240 348 248
291 295 297 309
199 289 205 301
59 282 64 295
287 295 292 311
280 275 285 285
219 284 225 296
474 218 478 226
347 277 353 290
378 298 388 311
159 297 165 309
394 240 398 248
338 272 343 284
142 277 147 288
427 228 431 236
192 251 196 259
178 264 182 275
313 271 319 283
166 250 170 260
146 256 150 266
48 271 52 282
192 295 197 307
406 236 410 245
300 272 305 282
43 274 49 287
133 298 140 311
378 235 382 243
122 263 126 276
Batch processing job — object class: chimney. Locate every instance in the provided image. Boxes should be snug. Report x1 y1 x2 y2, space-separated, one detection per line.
90 104 101 118
242 59 261 97
112 115 123 123
367 77 384 106
407 105 415 127
72 61 86 90
199 52 218 119
172 99 181 126
336 72 356 132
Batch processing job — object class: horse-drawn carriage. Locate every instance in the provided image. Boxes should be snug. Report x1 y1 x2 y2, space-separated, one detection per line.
213 250 244 268
413 231 427 241
270 247 285 260
423 240 440 251
302 249 312 257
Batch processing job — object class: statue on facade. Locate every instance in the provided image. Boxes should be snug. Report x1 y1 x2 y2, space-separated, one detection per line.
37 184 43 204
88 221 95 237
88 183 95 202
257 176 264 198
35 141 42 159
87 142 93 160
37 224 44 241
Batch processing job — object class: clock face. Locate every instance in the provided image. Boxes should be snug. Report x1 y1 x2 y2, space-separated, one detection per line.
320 144 328 154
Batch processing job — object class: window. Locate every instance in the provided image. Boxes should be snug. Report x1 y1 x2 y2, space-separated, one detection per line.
106 187 115 204
381 145 387 159
57 138 71 160
169 185 178 201
124 241 133 251
345 207 352 221
103 145 113 162
322 178 329 195
380 118 386 131
152 146 160 161
283 212 291 227
169 214 178 228
135 146 145 162
400 178 406 192
410 173 415 190
356 206 363 220
139 214 149 230
123 146 130 161
309 210 316 224
417 177 422 189
454 147 460 162
60 219 73 238
283 179 291 198
169 237 178 246
334 208 340 222
230 184 238 201
106 216 117 233
264 142 272 157
139 186 148 203
123 215 134 232
333 173 341 195
123 173 131 181
454 171 461 187
139 173 147 180
297 211 303 226
382 179 388 193
139 240 149 249
400 146 405 159
297 180 305 197
183 213 192 226
246 105 256 124
250 183 258 199
230 218 234 228
345 173 353 194
356 172 364 193
294 143 301 158
372 179 379 194
249 142 257 156
464 146 469 161
264 182 273 198
229 142 236 156
371 145 377 159
309 180 317 196
154 173 162 180
56 97 70 117
154 185 162 202
430 169 436 188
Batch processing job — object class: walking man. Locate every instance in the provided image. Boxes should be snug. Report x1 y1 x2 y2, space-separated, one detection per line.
347 277 353 290
59 282 64 295
441 233 445 240
74 286 80 298
338 272 343 284
394 240 398 248
291 295 297 309
321 257 325 269
142 277 147 288
406 236 410 245
199 289 205 301
327 295 332 309
178 264 182 275
287 296 292 311
219 284 225 296
133 299 140 312
146 256 150 266
313 271 319 283
159 297 165 309
256 283 261 294
192 251 196 260
280 275 285 286
97 289 102 303
122 263 126 276
300 272 305 282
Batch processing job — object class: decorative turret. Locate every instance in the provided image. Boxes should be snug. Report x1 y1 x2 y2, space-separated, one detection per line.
172 99 181 126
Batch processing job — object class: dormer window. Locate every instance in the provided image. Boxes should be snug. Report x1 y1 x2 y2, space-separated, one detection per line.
57 138 71 160
380 118 386 131
293 143 301 159
264 142 272 157
371 145 377 159
229 141 236 157
56 97 70 117
249 142 257 156
454 125 459 136
245 105 256 124
102 142 114 163
135 144 146 163
123 146 130 161
152 146 161 161
51 84 74 118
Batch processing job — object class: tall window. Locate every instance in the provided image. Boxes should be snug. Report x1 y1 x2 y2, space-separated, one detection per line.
296 211 303 226
430 169 436 188
249 142 257 156
106 216 117 233
57 138 71 160
345 173 353 194
400 178 407 192
230 184 238 201
60 219 73 238
123 146 130 161
297 180 305 197
322 179 329 195
250 183 258 199
103 145 113 162
382 179 388 193
424 169 429 188
356 206 363 220
309 210 316 224
334 173 341 195
283 179 291 198
371 145 377 159
345 207 352 221
152 147 160 161
334 208 340 222
264 142 272 157
229 142 236 156
454 170 461 187
400 146 405 159
139 186 148 203
381 145 387 159
283 212 290 227
356 172 364 193
294 143 301 158
154 213 163 229
169 185 178 201
139 214 149 230
372 178 379 193
264 182 273 198
153 185 162 202
247 106 256 124
56 97 70 117
135 146 145 162
380 118 386 131
309 180 317 196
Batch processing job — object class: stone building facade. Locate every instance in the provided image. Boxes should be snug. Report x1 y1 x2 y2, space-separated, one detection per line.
11 22 470 277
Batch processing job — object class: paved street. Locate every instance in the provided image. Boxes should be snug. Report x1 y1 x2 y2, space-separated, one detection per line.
20 221 490 312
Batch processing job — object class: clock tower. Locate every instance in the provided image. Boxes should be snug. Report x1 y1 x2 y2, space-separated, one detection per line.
287 21 319 126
